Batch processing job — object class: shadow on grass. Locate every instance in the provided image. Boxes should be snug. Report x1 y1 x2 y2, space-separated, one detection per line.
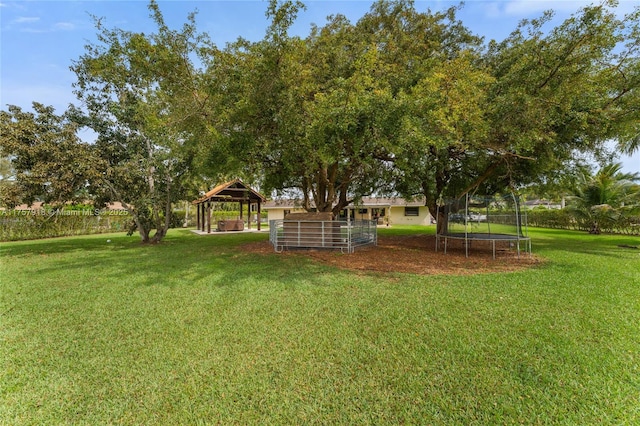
3 227 638 287
1 229 332 288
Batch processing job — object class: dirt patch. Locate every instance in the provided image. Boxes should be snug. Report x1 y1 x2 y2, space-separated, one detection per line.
241 234 542 276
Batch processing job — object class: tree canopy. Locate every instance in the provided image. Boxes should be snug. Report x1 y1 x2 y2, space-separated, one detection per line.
196 0 640 221
1 0 639 240
0 103 99 207
1 1 209 243
68 1 214 243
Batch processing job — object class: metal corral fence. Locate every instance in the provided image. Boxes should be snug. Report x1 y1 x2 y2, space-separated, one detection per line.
270 219 377 253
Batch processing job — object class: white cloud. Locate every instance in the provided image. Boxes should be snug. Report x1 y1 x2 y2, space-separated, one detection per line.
54 22 75 31
14 16 40 24
482 0 638 20
503 1 588 16
19 28 47 34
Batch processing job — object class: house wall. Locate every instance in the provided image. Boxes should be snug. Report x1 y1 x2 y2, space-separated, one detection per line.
344 207 388 223
267 205 434 226
388 206 433 226
267 208 306 222
351 208 373 222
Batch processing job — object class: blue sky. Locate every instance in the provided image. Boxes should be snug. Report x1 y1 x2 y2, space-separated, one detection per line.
1 0 639 173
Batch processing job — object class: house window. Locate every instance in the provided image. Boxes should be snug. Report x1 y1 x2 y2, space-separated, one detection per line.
404 206 419 216
358 208 368 214
372 208 385 217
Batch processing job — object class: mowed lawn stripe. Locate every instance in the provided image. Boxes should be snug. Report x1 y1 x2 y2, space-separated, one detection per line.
1 228 639 424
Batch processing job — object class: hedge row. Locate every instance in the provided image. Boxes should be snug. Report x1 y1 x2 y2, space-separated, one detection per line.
526 209 640 235
1 209 269 241
3 207 636 241
0 213 132 241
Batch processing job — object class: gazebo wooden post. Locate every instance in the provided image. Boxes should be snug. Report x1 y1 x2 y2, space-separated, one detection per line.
257 201 262 231
196 203 201 231
207 201 211 234
200 202 205 232
247 201 251 230
202 203 206 232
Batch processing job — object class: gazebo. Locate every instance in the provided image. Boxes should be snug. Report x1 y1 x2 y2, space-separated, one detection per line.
192 179 266 233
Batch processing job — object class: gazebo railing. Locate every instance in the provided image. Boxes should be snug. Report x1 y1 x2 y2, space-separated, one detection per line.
269 219 377 253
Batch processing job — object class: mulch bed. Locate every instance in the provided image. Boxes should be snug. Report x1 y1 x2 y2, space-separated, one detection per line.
241 234 542 276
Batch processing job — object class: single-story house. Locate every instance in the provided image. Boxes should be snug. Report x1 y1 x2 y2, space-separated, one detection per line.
524 199 564 210
263 197 434 226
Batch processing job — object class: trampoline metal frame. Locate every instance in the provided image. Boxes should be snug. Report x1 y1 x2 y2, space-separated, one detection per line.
436 193 532 259
440 233 531 259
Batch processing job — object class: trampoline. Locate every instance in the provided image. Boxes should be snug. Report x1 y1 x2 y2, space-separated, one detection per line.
436 193 531 259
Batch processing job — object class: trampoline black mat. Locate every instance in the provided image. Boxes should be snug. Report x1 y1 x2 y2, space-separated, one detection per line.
441 233 529 241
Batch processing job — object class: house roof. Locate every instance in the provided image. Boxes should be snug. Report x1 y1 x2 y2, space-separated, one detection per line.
262 196 426 210
359 197 426 207
193 179 267 205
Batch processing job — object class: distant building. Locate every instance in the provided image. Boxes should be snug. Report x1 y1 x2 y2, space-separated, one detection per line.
523 199 564 210
263 197 434 226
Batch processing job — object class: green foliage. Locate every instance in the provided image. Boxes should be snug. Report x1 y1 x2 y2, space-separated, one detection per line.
0 210 131 241
3 0 640 243
1 0 211 244
480 1 640 183
198 0 640 224
203 1 482 215
567 162 640 233
67 1 210 243
0 147 17 208
526 208 578 230
0 104 100 207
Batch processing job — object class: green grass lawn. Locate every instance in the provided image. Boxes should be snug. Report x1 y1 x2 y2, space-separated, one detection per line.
1 227 639 425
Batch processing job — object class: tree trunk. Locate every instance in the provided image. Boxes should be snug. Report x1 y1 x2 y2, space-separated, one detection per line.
427 203 449 235
135 216 151 243
436 209 449 235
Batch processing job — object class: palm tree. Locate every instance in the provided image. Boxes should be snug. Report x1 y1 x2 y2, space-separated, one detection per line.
569 162 640 233
618 136 640 157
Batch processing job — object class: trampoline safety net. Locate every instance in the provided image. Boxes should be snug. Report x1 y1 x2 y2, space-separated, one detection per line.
436 193 531 259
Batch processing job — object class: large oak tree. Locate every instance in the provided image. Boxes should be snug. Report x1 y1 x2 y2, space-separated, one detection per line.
67 1 211 243
1 1 210 243
204 0 639 226
204 0 481 216
3 0 638 239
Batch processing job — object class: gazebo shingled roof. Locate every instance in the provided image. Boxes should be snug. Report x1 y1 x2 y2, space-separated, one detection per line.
193 178 266 205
